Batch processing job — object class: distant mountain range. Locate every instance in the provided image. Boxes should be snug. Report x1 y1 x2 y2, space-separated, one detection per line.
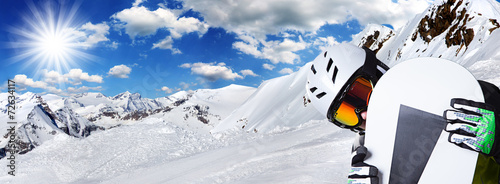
0 85 256 157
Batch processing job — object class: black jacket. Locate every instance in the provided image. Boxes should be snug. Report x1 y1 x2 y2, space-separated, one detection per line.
478 80 500 161
474 80 500 184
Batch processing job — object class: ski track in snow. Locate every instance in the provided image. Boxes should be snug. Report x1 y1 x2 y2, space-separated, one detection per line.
0 119 353 184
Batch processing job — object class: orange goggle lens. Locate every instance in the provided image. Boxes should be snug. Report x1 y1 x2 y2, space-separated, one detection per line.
333 77 373 127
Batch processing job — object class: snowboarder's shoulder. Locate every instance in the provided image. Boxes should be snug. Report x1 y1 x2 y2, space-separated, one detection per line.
478 80 500 110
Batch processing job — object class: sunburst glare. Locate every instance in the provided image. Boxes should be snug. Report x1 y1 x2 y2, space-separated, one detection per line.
7 0 94 77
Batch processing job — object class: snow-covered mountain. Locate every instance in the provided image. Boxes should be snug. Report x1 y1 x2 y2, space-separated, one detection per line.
1 0 500 183
55 106 102 138
212 63 324 134
66 91 163 124
0 84 257 158
355 0 500 69
352 23 395 53
0 93 103 157
352 0 500 87
150 84 257 133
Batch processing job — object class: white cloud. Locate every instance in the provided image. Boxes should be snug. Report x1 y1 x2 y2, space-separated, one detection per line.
42 69 103 85
111 6 208 40
351 0 431 30
263 63 275 70
233 35 307 64
180 82 189 89
66 69 104 84
111 6 173 38
261 37 307 64
130 63 140 67
111 5 209 54
279 68 294 75
232 41 261 57
108 64 132 78
181 0 430 63
46 87 64 94
160 86 173 94
0 81 6 91
179 82 197 90
43 70 67 84
67 86 103 93
180 62 243 81
108 41 119 49
152 36 182 54
240 69 258 77
77 22 110 48
182 0 430 37
14 75 49 89
132 0 145 7
313 36 339 51
171 16 209 39
14 69 104 95
14 75 64 95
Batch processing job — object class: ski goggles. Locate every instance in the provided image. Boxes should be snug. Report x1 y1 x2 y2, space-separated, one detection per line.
329 76 373 128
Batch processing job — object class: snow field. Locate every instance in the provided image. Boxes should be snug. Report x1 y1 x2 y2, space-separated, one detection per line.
0 118 353 184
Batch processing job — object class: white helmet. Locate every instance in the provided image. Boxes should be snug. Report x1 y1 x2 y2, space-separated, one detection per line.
306 43 389 131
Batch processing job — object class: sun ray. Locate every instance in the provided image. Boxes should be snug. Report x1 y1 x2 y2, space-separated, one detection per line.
7 0 95 79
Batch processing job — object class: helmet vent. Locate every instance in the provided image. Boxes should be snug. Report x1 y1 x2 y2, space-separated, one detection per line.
309 87 317 93
311 64 317 74
331 66 338 84
326 58 333 72
316 92 327 99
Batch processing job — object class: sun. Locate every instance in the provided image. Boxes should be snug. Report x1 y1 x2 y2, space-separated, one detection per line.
41 32 69 56
8 0 94 75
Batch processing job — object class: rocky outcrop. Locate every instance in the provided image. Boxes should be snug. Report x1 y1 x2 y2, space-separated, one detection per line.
353 24 395 54
362 30 394 53
411 0 496 54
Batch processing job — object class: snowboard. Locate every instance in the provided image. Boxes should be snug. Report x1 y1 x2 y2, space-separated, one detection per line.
363 57 484 183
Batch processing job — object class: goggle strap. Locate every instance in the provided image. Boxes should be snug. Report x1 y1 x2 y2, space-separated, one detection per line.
361 46 389 84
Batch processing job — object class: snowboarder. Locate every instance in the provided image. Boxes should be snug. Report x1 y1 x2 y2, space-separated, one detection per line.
305 43 500 184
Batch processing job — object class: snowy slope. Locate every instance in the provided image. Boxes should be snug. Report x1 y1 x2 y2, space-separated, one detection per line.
354 0 500 87
0 118 353 183
0 84 256 157
0 92 48 153
54 106 102 138
17 105 66 148
0 93 103 156
0 92 39 131
376 0 500 68
151 84 256 133
212 63 324 134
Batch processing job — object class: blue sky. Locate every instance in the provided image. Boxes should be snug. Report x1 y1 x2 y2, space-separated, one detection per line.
0 0 437 98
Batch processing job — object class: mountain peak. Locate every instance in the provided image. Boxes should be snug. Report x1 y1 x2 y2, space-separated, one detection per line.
352 24 395 53
113 91 132 100
364 0 500 67
19 91 38 100
413 0 500 56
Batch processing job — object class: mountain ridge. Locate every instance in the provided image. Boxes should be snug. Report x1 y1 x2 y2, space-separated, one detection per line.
355 0 500 69
0 84 256 158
